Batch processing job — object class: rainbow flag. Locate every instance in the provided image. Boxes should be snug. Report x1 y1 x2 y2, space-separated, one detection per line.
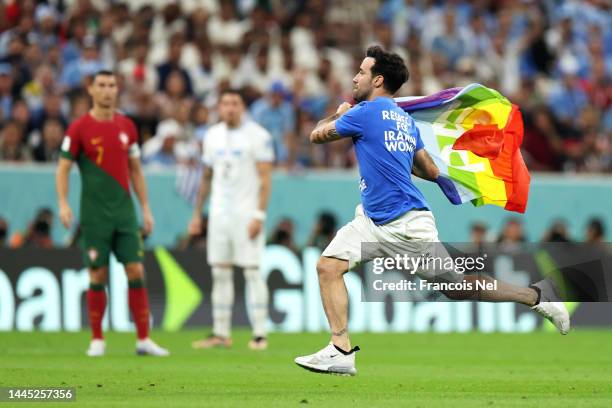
395 83 530 213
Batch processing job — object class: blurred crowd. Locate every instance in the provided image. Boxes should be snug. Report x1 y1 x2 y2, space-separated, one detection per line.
0 207 606 251
0 0 611 172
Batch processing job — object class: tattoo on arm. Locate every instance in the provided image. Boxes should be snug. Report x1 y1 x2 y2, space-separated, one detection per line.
321 125 340 139
311 114 342 144
332 327 348 337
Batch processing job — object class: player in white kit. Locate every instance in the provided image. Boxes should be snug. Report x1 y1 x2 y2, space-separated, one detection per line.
188 89 274 350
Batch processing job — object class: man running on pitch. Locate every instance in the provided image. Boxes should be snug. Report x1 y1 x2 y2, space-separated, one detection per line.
294 46 569 376
57 70 169 357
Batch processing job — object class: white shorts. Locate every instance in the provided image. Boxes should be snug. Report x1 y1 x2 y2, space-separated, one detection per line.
207 215 264 268
322 204 462 283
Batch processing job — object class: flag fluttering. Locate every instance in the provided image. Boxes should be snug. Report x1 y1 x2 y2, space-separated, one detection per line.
396 83 530 213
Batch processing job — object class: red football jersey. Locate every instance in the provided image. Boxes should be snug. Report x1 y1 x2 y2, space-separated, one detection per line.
61 112 141 222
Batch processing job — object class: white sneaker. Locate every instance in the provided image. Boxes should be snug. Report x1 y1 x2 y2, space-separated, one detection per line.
86 339 106 357
294 342 359 376
136 338 170 356
532 302 570 335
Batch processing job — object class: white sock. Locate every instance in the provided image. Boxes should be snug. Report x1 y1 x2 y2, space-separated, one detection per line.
244 267 269 338
211 266 234 338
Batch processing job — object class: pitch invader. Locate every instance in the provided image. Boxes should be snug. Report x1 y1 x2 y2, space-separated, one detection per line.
294 46 569 376
56 70 168 357
189 89 274 350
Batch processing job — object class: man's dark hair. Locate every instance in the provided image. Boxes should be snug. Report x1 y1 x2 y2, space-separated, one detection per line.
588 218 605 239
92 70 115 81
366 45 409 94
219 88 245 102
318 211 337 236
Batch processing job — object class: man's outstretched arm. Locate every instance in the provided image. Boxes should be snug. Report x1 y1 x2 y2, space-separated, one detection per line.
412 149 439 181
310 102 352 144
413 148 460 203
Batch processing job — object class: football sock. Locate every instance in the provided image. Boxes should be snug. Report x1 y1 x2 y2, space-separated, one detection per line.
128 279 150 340
87 283 107 340
244 267 269 338
211 266 234 338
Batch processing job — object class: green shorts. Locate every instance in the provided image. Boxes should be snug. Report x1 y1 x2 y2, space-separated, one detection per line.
80 222 144 268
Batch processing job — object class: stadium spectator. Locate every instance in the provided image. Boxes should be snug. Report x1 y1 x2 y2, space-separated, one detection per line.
0 119 30 161
522 106 564 171
30 92 68 132
207 1 250 47
10 207 54 249
97 13 117 69
497 218 527 252
583 57 611 111
547 71 589 129
0 11 34 60
61 17 87 65
237 46 276 96
32 4 60 54
143 119 182 167
470 222 489 246
118 40 159 94
430 10 468 69
190 38 216 100
269 217 298 253
32 118 64 162
25 207 54 248
1 35 32 93
156 69 194 120
21 64 57 113
250 81 296 166
11 98 34 142
306 211 338 250
585 217 606 243
149 2 186 49
156 33 193 96
466 13 492 58
542 220 572 242
59 35 105 91
130 88 159 143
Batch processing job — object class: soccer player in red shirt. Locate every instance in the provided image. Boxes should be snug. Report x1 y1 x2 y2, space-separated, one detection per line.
56 70 169 357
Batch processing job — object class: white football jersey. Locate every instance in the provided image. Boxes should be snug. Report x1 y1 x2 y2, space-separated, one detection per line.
203 120 274 218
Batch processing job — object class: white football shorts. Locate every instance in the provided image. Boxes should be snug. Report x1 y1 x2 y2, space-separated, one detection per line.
207 214 265 268
322 204 463 283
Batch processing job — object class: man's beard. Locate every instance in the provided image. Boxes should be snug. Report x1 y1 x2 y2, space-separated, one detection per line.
352 86 372 103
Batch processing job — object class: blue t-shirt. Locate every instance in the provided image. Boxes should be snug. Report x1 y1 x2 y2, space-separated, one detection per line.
335 97 429 224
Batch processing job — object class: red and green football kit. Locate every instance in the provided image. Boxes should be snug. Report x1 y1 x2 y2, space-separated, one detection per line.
61 112 143 268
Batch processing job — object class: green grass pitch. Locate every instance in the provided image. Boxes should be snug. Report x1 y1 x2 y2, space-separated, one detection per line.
1 329 611 407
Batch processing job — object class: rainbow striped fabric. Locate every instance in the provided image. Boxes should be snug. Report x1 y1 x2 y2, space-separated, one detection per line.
395 83 530 213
